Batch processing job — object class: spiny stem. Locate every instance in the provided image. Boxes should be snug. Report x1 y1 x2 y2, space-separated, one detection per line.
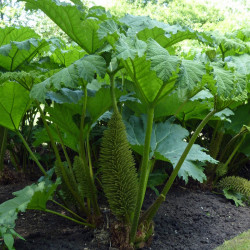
109 73 119 113
130 106 154 243
140 109 217 225
51 199 87 222
0 126 8 172
16 130 47 176
78 85 100 217
79 85 88 159
55 125 75 180
36 102 88 215
219 135 246 178
44 209 95 228
219 129 247 163
86 133 100 216
163 110 216 195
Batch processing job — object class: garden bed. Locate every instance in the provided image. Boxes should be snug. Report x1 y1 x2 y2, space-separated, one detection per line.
0 176 249 250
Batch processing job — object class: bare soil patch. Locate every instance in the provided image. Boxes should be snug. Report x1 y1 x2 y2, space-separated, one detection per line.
0 175 249 250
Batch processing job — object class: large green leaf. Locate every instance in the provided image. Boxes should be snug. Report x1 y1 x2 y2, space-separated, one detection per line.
125 116 217 183
0 71 45 90
122 55 164 103
22 0 104 53
226 54 250 76
176 59 206 96
87 6 112 21
0 26 39 46
208 62 248 103
0 82 30 131
239 134 250 157
0 180 60 248
46 103 81 151
33 124 79 152
120 14 167 34
120 15 212 48
30 55 106 102
87 85 123 126
115 35 147 60
214 32 249 56
39 84 123 151
52 46 86 67
46 88 83 104
118 39 180 104
225 102 250 134
146 39 180 82
0 38 49 71
153 90 234 122
98 19 120 45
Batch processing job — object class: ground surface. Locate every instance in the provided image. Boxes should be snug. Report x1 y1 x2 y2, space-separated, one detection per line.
0 172 249 250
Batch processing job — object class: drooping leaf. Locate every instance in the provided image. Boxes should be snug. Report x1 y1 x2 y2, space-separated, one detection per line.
176 59 206 96
125 116 217 183
226 54 250 76
87 85 123 126
115 34 147 60
51 46 86 67
46 88 83 104
222 189 245 207
225 102 250 134
30 55 106 102
0 82 30 131
98 19 120 45
0 38 49 71
214 32 248 56
46 103 81 150
22 0 104 53
120 14 212 48
208 62 248 102
0 180 60 248
218 176 250 206
87 6 112 21
27 180 60 210
0 26 40 46
146 39 180 82
0 71 45 90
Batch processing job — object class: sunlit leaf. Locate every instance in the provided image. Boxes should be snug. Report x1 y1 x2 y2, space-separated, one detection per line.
0 82 30 131
22 0 104 53
30 55 106 102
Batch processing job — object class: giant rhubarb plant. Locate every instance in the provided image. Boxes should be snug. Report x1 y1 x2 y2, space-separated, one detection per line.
0 0 247 249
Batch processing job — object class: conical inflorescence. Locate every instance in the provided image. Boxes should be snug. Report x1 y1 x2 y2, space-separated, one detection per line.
99 111 138 222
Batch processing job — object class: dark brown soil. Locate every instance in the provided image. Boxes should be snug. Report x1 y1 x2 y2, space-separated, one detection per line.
0 176 249 250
